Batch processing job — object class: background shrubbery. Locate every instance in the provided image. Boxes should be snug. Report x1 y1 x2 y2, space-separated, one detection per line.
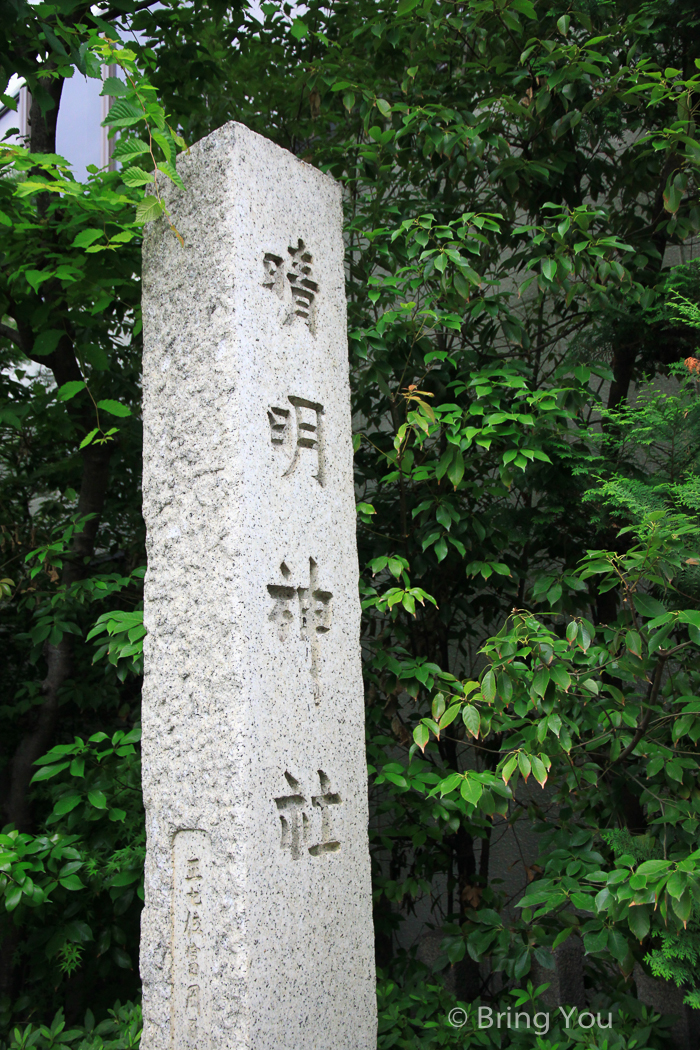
3 0 700 1042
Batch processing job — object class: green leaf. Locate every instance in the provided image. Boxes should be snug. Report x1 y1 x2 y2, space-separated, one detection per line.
462 705 480 739
88 790 107 810
376 98 392 118
96 400 131 418
541 258 557 281
413 724 429 752
60 874 85 891
501 754 518 784
54 794 81 816
510 0 536 16
112 138 151 160
135 196 164 225
290 18 308 39
584 927 608 954
636 859 672 876
628 905 651 941
532 668 550 698
625 630 643 657
549 663 571 690
671 890 692 923
79 428 100 450
103 100 143 127
72 229 105 248
481 669 496 703
5 885 22 911
121 167 155 187
56 381 86 402
447 449 465 488
460 776 483 806
634 595 666 618
531 755 547 786
112 947 132 969
32 330 62 356
439 704 461 730
69 757 85 778
110 870 141 887
31 762 70 783
608 929 628 963
100 76 128 97
397 0 420 13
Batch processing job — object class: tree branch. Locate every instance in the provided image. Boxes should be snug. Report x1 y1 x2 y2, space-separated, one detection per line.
0 322 22 350
611 655 666 768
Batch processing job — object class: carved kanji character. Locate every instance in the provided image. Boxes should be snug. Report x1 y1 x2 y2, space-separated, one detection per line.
274 772 309 861
308 770 341 856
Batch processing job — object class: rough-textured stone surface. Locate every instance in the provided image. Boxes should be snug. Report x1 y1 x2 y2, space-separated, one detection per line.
140 121 376 1050
529 938 585 1012
634 965 700 1050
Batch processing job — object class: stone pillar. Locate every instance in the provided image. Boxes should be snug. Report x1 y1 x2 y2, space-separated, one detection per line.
634 965 700 1050
140 122 376 1050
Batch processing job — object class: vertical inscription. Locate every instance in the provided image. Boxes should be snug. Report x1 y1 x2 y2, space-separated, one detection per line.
172 830 210 1050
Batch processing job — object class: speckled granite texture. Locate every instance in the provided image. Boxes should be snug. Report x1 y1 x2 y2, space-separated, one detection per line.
140 122 376 1050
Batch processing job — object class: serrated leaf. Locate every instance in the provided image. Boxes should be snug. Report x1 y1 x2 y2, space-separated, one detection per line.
100 76 128 98
56 380 86 402
112 138 151 160
121 167 154 187
72 228 105 248
135 196 164 225
79 428 99 449
96 400 131 418
103 100 142 126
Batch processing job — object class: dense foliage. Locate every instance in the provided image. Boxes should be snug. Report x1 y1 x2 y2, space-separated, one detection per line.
2 0 700 1043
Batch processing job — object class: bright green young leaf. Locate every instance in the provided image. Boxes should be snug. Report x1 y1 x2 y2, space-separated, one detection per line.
96 400 131 418
56 380 86 402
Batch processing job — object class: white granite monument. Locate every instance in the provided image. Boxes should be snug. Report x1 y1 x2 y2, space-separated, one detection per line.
140 122 376 1050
